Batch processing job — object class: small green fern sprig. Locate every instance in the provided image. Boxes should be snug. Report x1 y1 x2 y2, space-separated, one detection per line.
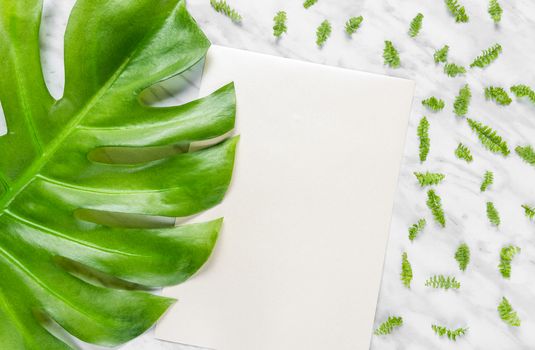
455 243 470 271
485 86 512 105
498 297 521 327
510 85 535 104
273 11 287 38
401 252 413 288
470 43 502 68
425 275 460 290
434 45 449 64
444 63 466 77
414 172 445 187
303 0 318 9
487 201 501 226
316 20 332 47
488 0 502 23
383 41 400 68
409 218 426 241
467 118 510 156
427 189 445 227
432 324 468 340
455 143 473 163
422 97 445 112
445 0 469 23
408 13 424 37
481 170 494 192
374 316 403 335
418 117 430 162
345 16 363 35
454 84 471 117
516 145 535 166
499 245 520 278
522 204 535 220
210 0 242 22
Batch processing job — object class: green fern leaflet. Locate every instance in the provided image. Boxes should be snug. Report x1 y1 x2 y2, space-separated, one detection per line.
480 170 494 192
273 11 287 38
454 84 471 117
408 218 426 241
414 172 445 187
422 97 445 112
455 243 470 271
425 275 460 290
401 252 413 288
470 43 502 68
467 119 510 156
444 63 466 77
210 0 242 22
408 13 424 37
427 189 446 227
488 0 502 23
487 202 501 226
383 41 401 68
316 20 332 47
432 324 468 340
345 16 363 35
498 297 521 327
374 316 403 335
485 86 512 105
418 117 430 162
499 245 520 279
455 143 473 162
516 145 535 166
434 45 449 64
522 204 535 220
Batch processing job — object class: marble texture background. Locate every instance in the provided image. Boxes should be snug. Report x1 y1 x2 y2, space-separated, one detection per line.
4 0 535 349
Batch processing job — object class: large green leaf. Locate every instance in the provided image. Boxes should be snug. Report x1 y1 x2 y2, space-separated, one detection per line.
0 0 237 348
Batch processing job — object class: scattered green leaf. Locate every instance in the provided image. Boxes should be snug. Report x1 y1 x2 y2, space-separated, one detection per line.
488 0 503 23
470 43 502 68
522 204 535 220
418 117 430 162
422 97 445 112
485 86 512 105
316 20 332 47
414 172 445 187
383 40 401 68
273 11 287 38
432 324 468 340
444 63 466 77
454 84 471 117
487 202 501 226
345 16 363 35
434 45 449 64
444 0 469 22
374 316 403 335
515 145 535 166
401 252 413 288
409 218 426 241
467 118 510 156
425 275 460 290
303 0 318 9
408 13 424 37
499 245 520 278
480 170 494 192
510 84 535 104
455 243 470 271
210 0 242 22
498 297 521 327
455 143 473 163
427 189 446 227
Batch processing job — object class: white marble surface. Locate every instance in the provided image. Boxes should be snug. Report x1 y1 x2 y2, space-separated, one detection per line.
10 0 535 349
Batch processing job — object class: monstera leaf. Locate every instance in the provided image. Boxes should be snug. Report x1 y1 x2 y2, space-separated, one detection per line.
0 0 236 348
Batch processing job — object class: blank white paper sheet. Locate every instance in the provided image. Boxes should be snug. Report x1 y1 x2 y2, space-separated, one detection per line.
155 45 414 350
